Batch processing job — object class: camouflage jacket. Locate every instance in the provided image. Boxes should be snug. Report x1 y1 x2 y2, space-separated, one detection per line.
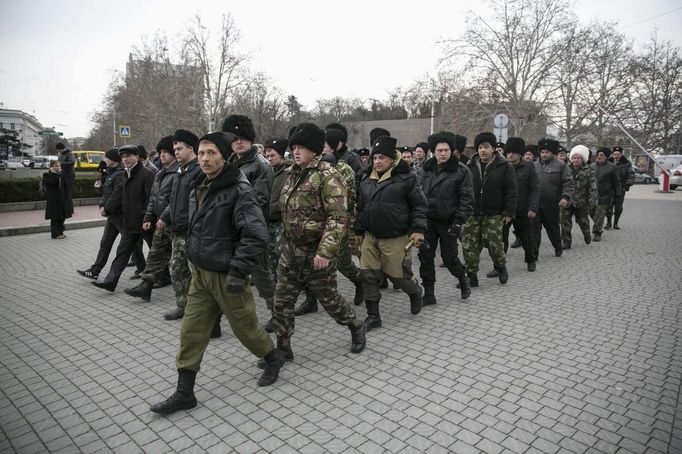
569 163 597 211
280 155 348 259
322 152 356 227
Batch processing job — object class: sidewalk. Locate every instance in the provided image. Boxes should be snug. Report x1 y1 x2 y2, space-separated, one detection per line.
0 204 105 236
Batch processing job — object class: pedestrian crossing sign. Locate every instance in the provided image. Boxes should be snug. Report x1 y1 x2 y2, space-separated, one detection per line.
119 126 131 137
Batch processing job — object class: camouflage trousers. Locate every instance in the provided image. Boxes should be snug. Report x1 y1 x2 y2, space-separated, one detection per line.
561 206 592 247
590 204 608 233
170 233 191 308
268 222 284 286
273 241 357 338
461 214 506 273
139 227 172 283
337 232 360 284
252 241 275 309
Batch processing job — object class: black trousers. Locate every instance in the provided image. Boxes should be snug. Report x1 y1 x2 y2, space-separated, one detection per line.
503 216 537 263
92 216 123 274
102 230 153 288
419 221 465 285
50 219 65 238
534 202 562 251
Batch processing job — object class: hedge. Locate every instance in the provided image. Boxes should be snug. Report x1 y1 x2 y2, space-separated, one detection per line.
0 173 101 203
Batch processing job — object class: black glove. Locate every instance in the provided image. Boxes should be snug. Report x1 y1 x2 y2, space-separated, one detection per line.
448 223 462 238
226 269 246 294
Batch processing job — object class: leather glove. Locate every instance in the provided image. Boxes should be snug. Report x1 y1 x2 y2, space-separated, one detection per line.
448 223 461 238
226 269 246 294
409 232 425 248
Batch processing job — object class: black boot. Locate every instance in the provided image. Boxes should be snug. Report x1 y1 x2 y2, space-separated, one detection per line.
562 241 571 250
527 262 536 272
510 237 522 248
210 316 221 339
613 213 621 230
150 369 197 415
92 281 115 292
294 293 318 316
258 336 294 369
469 272 479 287
583 232 592 245
364 301 382 331
592 232 602 242
422 283 436 305
496 266 508 284
164 306 185 320
486 269 499 278
124 279 153 302
380 276 389 289
263 318 274 333
257 349 285 386
409 287 423 315
458 274 471 300
349 320 367 354
605 217 612 230
153 276 172 289
353 280 365 306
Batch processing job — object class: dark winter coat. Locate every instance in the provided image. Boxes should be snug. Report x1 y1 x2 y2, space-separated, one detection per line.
99 165 125 217
355 158 427 238
512 159 540 215
610 156 635 191
419 155 474 226
161 158 202 234
57 149 75 184
591 161 621 205
121 163 155 233
535 157 574 205
269 162 292 223
337 145 364 187
466 153 517 217
43 171 72 220
227 146 273 219
186 164 269 275
144 161 179 223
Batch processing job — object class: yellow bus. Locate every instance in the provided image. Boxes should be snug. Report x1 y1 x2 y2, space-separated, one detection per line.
74 150 105 170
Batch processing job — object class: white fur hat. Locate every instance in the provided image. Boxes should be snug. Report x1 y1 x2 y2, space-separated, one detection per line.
569 145 589 163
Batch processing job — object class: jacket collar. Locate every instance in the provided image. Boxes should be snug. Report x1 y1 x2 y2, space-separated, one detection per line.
367 156 411 180
191 163 241 190
229 145 258 165
423 153 460 172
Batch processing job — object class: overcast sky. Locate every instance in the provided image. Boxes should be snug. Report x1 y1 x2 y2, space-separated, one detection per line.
0 0 680 139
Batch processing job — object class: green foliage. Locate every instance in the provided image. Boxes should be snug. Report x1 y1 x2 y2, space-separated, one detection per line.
0 173 101 203
0 128 22 157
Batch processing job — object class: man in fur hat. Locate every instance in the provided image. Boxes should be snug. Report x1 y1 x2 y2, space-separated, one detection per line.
561 145 597 249
607 146 634 229
591 147 621 241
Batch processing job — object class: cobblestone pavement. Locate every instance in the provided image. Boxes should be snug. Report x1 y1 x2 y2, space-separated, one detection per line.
0 205 101 229
0 187 681 453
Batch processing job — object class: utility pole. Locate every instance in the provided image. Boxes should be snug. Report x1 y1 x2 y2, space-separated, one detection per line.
430 78 436 135
113 107 117 147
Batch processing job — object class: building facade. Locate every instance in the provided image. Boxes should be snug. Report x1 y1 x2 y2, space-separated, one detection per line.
0 108 45 156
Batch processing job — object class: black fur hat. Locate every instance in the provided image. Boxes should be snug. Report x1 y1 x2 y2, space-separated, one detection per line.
428 132 457 153
612 146 623 153
289 123 325 155
454 135 467 152
370 127 391 144
325 122 348 143
198 132 237 159
118 145 140 156
173 129 199 151
596 146 612 158
474 132 497 149
222 115 256 142
371 136 398 159
504 137 526 155
495 141 505 149
525 144 540 159
538 138 560 154
357 147 370 157
414 141 429 153
325 128 345 151
156 135 174 153
264 138 288 157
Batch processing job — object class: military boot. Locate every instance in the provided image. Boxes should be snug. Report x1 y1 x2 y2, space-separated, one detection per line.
496 265 509 284
486 268 499 278
604 216 612 230
379 276 389 289
458 274 471 300
257 336 294 369
409 287 423 315
164 306 185 321
364 301 382 331
510 237 522 248
613 213 621 229
353 280 365 306
124 279 153 302
468 272 479 288
592 232 602 242
422 283 436 306
294 293 318 316
257 349 285 386
583 232 592 244
150 369 197 415
349 320 367 354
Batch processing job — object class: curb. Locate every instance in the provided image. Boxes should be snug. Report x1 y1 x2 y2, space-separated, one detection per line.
0 198 101 213
0 219 106 237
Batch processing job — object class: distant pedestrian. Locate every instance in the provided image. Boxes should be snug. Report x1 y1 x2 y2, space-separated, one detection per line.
607 146 634 230
56 143 75 213
43 160 72 239
591 147 621 242
561 145 597 249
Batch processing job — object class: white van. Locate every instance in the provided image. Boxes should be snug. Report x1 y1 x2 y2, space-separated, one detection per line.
655 154 682 171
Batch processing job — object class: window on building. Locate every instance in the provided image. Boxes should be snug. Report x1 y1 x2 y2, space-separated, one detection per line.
10 123 15 130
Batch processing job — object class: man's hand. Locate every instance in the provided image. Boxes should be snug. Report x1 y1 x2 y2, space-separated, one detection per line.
313 255 330 270
156 219 166 230
558 199 569 208
142 222 152 231
409 232 425 248
527 210 537 219
448 224 461 238
99 207 106 217
225 271 246 294
502 215 513 224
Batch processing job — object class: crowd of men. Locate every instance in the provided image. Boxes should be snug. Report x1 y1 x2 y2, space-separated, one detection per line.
72 116 635 415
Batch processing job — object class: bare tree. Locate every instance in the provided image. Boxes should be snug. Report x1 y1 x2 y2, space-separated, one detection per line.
227 73 290 139
183 14 249 132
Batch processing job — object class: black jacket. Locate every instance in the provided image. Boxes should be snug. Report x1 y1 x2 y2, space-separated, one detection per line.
419 155 474 226
121 163 155 233
100 165 125 217
338 145 364 187
512 159 540 215
355 159 427 238
610 156 635 191
227 146 273 219
161 158 202 234
144 161 179 223
269 162 292 223
43 172 72 220
535 157 573 205
592 161 621 205
466 154 517 217
186 165 269 275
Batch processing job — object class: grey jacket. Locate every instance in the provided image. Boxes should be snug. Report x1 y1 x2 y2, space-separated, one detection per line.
144 161 179 223
227 146 273 219
535 157 573 205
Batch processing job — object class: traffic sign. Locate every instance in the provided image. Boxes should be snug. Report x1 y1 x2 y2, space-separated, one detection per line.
38 130 63 136
119 125 131 137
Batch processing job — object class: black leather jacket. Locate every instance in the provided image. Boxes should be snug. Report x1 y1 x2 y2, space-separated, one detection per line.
467 154 518 217
419 155 474 226
161 158 201 234
186 165 269 275
144 161 179 222
100 165 124 217
512 159 540 215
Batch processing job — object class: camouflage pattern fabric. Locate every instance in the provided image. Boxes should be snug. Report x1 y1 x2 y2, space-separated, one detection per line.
268 221 283 284
461 214 506 273
561 207 591 247
139 227 172 283
568 164 598 211
591 204 608 233
273 241 356 337
170 232 191 308
334 158 356 227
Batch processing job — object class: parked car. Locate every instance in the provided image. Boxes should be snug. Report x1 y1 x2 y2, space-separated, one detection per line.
3 158 23 169
30 156 58 169
669 164 682 190
21 158 32 167
632 167 656 184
